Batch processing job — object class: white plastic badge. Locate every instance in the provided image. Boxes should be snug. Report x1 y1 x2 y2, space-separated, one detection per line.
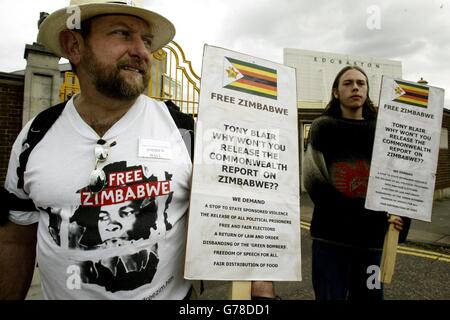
138 139 173 159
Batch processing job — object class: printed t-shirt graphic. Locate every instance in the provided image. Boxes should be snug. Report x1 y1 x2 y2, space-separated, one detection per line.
41 161 175 293
332 160 370 198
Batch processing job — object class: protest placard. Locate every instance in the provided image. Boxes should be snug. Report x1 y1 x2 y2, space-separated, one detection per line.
365 76 445 222
184 45 301 281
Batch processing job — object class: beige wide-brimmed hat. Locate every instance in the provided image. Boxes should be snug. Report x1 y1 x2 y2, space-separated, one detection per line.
37 0 175 58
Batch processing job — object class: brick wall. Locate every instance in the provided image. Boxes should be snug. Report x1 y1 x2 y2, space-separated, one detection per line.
436 110 450 190
0 72 24 185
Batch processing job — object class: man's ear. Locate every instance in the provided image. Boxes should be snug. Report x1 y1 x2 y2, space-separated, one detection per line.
59 30 83 65
333 88 339 99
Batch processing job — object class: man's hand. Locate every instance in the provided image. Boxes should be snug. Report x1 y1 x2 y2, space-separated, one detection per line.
251 281 279 300
388 215 404 232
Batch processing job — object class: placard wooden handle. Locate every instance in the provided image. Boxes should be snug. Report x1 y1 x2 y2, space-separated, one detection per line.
380 214 400 284
229 281 252 300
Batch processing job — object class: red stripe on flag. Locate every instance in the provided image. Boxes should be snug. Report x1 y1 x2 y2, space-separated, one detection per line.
238 69 277 82
401 94 428 103
402 88 429 97
236 78 277 91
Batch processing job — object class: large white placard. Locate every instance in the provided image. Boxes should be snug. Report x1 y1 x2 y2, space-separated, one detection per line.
365 76 445 221
184 45 301 281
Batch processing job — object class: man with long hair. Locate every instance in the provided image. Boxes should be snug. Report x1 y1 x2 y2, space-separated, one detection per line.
303 66 410 300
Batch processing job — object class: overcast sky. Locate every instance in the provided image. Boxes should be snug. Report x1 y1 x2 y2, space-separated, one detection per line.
1 0 449 107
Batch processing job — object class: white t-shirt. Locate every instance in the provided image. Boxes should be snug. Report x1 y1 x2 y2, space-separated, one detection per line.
5 95 193 299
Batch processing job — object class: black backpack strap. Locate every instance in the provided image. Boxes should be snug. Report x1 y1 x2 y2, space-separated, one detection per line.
16 101 67 190
164 100 195 160
1 101 67 225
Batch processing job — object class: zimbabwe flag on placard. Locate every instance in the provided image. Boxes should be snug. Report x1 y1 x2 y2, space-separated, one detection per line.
223 57 277 100
393 80 429 108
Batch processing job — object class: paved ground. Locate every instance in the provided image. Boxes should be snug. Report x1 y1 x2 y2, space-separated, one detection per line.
25 193 450 300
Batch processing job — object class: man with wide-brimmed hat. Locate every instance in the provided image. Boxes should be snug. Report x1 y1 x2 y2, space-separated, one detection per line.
0 0 196 300
1 0 278 301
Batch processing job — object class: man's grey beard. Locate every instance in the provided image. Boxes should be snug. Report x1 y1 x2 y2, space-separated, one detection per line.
82 48 150 101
